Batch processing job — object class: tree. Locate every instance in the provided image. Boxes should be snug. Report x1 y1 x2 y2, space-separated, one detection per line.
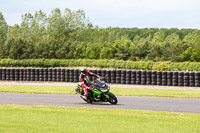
162 33 181 61
148 31 165 61
0 12 8 58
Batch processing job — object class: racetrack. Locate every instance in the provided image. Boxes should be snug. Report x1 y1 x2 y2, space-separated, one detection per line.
1 93 200 114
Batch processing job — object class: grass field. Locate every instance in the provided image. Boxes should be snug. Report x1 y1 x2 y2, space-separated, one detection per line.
0 105 199 133
0 85 200 98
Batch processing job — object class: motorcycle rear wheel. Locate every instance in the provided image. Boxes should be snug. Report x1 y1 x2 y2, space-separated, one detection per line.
108 92 118 104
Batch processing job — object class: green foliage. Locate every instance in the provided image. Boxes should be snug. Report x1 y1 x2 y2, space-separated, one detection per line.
1 59 200 71
181 47 193 61
152 62 169 71
0 10 200 62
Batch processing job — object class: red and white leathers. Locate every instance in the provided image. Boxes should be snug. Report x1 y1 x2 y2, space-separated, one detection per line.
79 71 102 98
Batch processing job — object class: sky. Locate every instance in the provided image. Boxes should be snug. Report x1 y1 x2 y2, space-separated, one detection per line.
0 0 200 29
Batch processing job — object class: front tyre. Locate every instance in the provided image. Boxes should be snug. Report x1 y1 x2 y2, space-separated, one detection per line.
108 92 118 104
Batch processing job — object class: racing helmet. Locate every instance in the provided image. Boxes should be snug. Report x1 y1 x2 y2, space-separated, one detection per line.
80 67 88 74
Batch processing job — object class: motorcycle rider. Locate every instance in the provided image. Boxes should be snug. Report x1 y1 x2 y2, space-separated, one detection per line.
79 67 102 100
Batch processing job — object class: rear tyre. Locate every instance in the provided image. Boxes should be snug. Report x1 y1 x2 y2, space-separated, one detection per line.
108 92 118 104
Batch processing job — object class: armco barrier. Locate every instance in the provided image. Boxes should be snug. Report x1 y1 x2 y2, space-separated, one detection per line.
0 68 200 87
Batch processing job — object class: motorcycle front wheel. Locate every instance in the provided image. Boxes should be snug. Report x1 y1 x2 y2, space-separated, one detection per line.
108 92 118 104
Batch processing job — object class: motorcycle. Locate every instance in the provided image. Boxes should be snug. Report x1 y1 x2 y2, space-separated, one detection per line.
75 78 118 104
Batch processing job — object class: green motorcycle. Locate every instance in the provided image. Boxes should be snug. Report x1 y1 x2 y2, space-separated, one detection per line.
75 78 118 104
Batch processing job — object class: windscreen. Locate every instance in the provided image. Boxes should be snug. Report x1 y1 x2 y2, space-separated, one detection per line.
95 79 105 88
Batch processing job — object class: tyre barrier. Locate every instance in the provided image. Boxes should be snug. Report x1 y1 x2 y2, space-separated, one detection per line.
178 72 184 86
126 70 131 84
131 71 136 84
111 70 116 84
0 68 200 87
184 72 189 87
157 71 162 86
195 72 200 87
172 72 178 86
146 71 151 85
151 71 157 85
136 70 141 85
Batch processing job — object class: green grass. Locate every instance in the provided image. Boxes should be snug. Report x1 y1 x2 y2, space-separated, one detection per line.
0 85 200 98
0 105 199 133
0 85 75 94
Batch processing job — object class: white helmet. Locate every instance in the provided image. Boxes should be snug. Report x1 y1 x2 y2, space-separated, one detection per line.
80 67 88 74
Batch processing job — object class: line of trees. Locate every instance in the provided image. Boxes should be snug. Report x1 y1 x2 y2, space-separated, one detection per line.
0 8 200 61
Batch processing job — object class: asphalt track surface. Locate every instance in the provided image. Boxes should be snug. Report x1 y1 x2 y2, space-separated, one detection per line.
0 81 200 114
1 93 200 114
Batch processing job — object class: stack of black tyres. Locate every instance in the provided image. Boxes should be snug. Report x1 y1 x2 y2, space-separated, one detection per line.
195 72 200 87
27 69 31 81
10 69 14 81
2 69 6 80
69 69 74 82
6 69 10 81
136 70 141 85
146 71 151 85
19 69 23 81
60 69 65 82
178 72 184 86
56 69 60 82
65 69 70 82
151 71 156 85
121 70 126 84
36 69 39 81
156 71 162 85
106 70 111 83
43 68 48 81
0 69 2 80
15 69 19 81
131 71 136 84
111 70 116 84
34 69 39 81
30 69 35 81
40 68 43 81
52 69 56 81
189 72 195 87
126 70 131 84
172 72 178 86
5 69 9 81
116 70 121 84
184 72 189 86
48 68 52 81
162 71 167 86
23 69 27 81
1 68 200 87
141 71 146 85
167 71 172 86
74 69 79 82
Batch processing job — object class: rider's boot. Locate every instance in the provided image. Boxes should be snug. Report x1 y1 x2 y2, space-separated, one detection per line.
80 95 87 100
81 91 89 100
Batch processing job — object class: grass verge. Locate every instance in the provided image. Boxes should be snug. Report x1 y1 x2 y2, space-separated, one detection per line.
0 85 200 98
0 105 200 133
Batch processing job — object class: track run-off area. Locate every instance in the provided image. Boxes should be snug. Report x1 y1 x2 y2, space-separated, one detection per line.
0 81 200 114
